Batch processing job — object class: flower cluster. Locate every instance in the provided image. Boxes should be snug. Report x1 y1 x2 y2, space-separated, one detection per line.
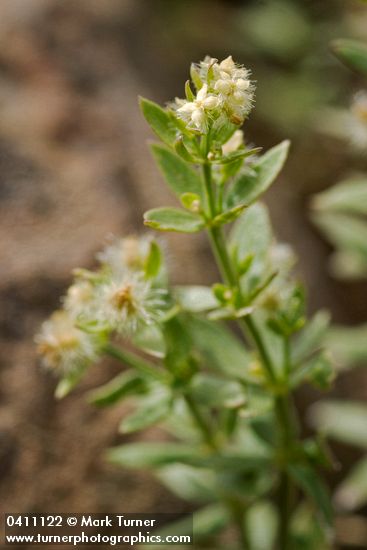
35 310 101 374
36 236 167 374
175 55 255 133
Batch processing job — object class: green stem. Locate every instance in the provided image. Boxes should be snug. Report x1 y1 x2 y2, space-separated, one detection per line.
103 344 169 383
278 470 292 550
203 161 217 218
202 158 298 548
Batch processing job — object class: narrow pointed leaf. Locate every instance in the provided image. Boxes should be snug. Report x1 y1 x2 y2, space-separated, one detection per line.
106 442 204 469
332 39 367 76
87 370 146 406
289 465 333 526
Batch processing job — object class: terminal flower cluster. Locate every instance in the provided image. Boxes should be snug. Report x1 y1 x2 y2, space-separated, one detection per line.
176 55 255 132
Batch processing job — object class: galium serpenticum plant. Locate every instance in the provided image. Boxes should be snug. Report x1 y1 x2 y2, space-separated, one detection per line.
37 56 337 549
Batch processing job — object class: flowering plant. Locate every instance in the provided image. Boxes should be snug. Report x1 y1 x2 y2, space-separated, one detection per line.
37 56 338 549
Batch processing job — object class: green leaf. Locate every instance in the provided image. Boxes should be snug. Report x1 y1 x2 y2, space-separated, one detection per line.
246 501 277 550
175 285 218 312
190 63 203 90
292 311 330 364
212 204 247 226
180 192 201 212
226 141 290 209
158 464 217 503
192 504 230 538
87 370 146 406
144 240 162 279
186 316 253 381
230 203 272 279
132 323 166 358
332 39 367 76
55 368 86 399
310 400 367 450
119 389 171 433
335 455 367 511
144 207 204 233
106 442 204 469
311 211 367 257
312 177 367 216
326 324 367 369
189 373 246 409
184 80 195 101
139 97 177 146
151 143 203 200
291 353 334 390
288 464 333 526
174 136 196 162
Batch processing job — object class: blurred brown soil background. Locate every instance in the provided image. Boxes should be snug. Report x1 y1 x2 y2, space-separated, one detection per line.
0 0 366 546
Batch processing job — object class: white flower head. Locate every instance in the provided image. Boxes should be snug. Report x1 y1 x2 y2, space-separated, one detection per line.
63 278 97 321
213 56 255 124
177 84 219 133
348 91 367 152
97 235 152 275
95 271 167 335
36 310 101 374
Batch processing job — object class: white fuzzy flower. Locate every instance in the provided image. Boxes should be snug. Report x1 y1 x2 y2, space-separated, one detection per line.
213 56 254 124
177 84 219 133
36 310 101 374
95 272 167 334
63 279 97 321
222 130 244 155
97 235 152 275
348 91 367 152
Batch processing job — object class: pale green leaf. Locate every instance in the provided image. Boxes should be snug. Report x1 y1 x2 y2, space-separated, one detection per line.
151 143 203 199
310 400 367 450
189 373 246 409
139 97 177 146
175 285 218 312
226 141 290 209
106 442 203 469
292 311 331 364
87 370 146 406
132 323 166 358
335 455 367 511
326 324 367 369
119 389 171 433
312 178 367 216
230 204 272 291
157 464 217 503
186 316 253 381
246 501 278 550
144 207 204 233
311 211 367 255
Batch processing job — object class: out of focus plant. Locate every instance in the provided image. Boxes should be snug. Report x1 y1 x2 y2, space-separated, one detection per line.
310 22 367 543
37 56 341 549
